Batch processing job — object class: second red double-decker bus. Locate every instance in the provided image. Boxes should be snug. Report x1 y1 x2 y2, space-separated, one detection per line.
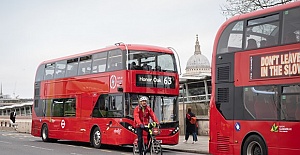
210 1 300 155
31 43 180 148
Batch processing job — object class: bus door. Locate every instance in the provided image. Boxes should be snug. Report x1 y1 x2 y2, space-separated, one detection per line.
246 86 279 154
50 98 77 140
50 99 65 139
77 94 93 142
278 87 300 154
104 94 124 145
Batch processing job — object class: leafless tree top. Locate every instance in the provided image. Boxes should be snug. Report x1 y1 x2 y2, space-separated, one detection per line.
221 0 296 19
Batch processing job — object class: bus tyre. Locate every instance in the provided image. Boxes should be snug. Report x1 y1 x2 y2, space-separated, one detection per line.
91 127 101 149
41 124 50 142
242 135 267 155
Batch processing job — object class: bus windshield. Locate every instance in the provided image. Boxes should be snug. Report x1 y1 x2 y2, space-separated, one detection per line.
128 50 176 72
126 93 178 123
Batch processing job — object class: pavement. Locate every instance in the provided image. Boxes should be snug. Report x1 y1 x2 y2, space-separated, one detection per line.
162 135 209 154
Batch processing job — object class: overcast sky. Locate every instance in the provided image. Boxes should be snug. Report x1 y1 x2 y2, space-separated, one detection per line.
0 0 226 98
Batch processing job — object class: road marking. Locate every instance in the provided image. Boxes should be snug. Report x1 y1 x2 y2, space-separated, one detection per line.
101 149 112 153
23 145 53 151
82 146 93 150
70 153 83 155
0 141 11 144
66 144 77 147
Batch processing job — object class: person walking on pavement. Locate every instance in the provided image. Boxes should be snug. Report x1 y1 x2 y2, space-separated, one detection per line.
9 111 17 129
134 96 159 155
183 107 198 144
10 111 16 123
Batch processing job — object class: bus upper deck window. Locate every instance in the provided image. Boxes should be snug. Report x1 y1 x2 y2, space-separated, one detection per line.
217 21 243 54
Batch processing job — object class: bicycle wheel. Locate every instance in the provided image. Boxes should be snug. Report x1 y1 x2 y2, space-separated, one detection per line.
151 140 162 155
133 143 139 155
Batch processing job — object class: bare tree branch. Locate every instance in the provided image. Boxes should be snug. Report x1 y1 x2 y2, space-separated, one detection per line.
221 0 296 18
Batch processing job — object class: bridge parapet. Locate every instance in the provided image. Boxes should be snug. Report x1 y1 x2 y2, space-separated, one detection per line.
0 117 32 133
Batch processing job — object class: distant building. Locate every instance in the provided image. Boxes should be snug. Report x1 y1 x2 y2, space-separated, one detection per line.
179 35 211 135
0 84 20 106
0 83 33 116
183 34 211 77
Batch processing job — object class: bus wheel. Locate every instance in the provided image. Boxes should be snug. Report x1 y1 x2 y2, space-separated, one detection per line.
41 124 50 142
242 135 267 155
91 127 101 149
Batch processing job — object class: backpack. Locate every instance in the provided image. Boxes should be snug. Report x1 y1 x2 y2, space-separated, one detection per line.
190 116 197 124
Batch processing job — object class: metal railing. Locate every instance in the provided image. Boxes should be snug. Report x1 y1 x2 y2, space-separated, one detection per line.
178 94 211 103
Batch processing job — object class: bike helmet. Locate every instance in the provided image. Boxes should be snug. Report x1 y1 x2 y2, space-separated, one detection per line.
139 96 148 102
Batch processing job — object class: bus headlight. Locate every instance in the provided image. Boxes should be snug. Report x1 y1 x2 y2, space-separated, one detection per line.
120 122 136 133
170 126 179 135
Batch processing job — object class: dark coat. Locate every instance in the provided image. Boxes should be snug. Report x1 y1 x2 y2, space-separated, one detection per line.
185 112 196 133
10 111 16 123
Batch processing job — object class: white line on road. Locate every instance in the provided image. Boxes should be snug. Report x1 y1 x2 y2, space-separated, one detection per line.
23 145 53 151
101 149 112 153
82 146 93 150
0 141 12 144
70 153 83 155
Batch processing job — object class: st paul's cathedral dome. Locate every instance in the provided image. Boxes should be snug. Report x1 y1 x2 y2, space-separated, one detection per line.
183 35 211 77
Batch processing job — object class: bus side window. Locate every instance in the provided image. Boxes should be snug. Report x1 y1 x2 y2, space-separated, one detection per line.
265 36 276 47
260 40 267 48
66 58 79 77
35 65 45 82
45 74 53 80
284 96 297 120
64 99 76 117
244 87 256 119
282 7 300 45
295 103 300 120
217 21 244 54
283 32 297 44
45 63 55 80
115 62 122 70
246 39 258 50
254 94 277 120
92 94 108 118
108 62 116 71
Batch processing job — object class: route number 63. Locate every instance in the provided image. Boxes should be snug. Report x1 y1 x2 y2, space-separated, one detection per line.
164 77 172 85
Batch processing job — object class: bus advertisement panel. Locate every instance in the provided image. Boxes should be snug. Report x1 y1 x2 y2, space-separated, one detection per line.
209 1 300 155
31 43 180 148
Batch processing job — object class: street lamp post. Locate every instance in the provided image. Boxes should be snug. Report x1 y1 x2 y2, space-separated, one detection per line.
181 84 186 134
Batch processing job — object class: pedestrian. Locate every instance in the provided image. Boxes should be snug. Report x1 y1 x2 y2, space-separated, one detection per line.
183 107 198 144
9 111 17 129
10 111 16 123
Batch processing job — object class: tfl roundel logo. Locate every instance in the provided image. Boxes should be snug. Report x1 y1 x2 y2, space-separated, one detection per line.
110 75 117 89
235 122 241 131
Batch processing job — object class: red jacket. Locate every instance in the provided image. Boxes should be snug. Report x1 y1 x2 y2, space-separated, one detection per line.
133 105 159 128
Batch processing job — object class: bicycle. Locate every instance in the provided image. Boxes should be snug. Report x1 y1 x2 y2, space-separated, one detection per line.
133 123 163 155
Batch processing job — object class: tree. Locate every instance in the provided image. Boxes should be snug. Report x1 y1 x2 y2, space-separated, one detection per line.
221 0 296 18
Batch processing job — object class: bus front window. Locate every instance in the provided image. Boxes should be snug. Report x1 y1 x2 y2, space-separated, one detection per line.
125 94 178 123
128 50 177 72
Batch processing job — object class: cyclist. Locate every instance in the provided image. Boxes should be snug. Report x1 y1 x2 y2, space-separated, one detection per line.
134 96 159 155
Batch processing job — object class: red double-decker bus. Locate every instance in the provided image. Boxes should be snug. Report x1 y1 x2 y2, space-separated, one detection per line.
209 1 300 155
31 43 180 148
